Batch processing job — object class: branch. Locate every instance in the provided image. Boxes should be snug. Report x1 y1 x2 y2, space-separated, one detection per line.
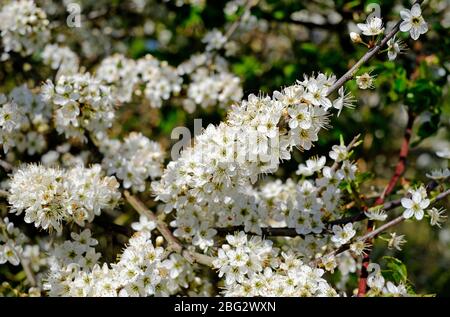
313 188 450 267
326 0 423 97
0 159 13 172
224 0 259 41
123 191 214 267
215 180 447 238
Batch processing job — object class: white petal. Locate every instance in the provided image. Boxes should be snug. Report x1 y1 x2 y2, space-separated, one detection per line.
401 198 413 209
289 120 298 129
415 209 424 220
411 27 420 40
357 24 368 32
420 199 430 209
419 22 428 34
400 21 412 32
411 4 421 17
388 50 397 60
403 209 414 219
400 9 412 20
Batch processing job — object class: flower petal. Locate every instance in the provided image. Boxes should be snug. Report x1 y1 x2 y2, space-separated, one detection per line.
400 21 412 32
403 209 414 219
415 209 424 220
400 9 412 20
401 198 413 209
411 4 421 17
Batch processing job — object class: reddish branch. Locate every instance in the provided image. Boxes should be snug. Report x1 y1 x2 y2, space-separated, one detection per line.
357 110 416 296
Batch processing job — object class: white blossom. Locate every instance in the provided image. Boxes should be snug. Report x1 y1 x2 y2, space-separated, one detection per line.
0 0 50 56
400 4 428 40
401 186 430 220
8 164 120 232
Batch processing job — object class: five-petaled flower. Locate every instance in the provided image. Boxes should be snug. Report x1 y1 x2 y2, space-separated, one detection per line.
400 4 428 40
401 187 430 220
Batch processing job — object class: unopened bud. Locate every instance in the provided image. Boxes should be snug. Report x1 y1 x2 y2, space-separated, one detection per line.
156 235 164 246
350 32 362 43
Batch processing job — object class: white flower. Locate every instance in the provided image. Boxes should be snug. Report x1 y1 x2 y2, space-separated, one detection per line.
329 144 348 162
131 215 157 233
101 132 164 192
202 29 227 51
427 207 447 228
0 0 50 56
400 4 428 40
350 240 370 256
356 72 375 89
387 232 406 251
426 168 450 180
331 223 356 246
332 87 355 116
287 105 312 129
71 229 98 247
0 244 21 266
387 36 406 60
42 44 79 77
321 254 337 273
364 209 387 221
383 281 407 296
357 16 385 36
401 187 430 220
296 156 326 176
41 73 115 140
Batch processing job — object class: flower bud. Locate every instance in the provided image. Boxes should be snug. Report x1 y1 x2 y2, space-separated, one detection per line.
350 32 362 43
156 236 164 247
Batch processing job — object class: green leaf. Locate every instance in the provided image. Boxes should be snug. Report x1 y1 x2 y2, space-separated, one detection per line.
382 256 408 284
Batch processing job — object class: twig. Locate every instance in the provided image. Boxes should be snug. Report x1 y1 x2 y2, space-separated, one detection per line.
224 0 259 41
0 189 9 198
123 191 214 267
313 188 450 267
326 0 424 97
19 256 37 287
0 158 13 172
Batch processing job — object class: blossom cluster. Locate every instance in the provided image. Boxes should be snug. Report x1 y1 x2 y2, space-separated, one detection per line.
101 132 165 192
0 85 52 154
45 229 202 297
0 217 26 266
41 73 115 140
176 53 243 112
95 53 182 108
42 44 80 78
8 164 120 232
213 232 338 296
0 0 50 57
153 115 358 249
